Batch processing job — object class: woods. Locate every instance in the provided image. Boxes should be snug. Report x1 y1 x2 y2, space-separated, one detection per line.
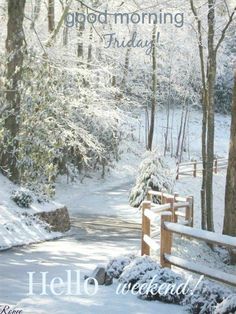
0 0 234 232
190 0 235 231
0 1 236 312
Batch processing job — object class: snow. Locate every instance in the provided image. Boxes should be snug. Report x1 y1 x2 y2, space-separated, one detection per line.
215 294 236 314
0 108 234 313
129 150 175 207
182 279 233 314
164 254 236 286
0 230 185 314
0 174 63 250
164 222 236 248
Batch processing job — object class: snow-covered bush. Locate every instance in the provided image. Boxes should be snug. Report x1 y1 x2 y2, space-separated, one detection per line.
214 294 236 314
4 51 128 196
182 280 232 314
119 256 160 287
118 255 185 304
106 255 135 279
139 267 185 304
11 189 33 208
129 151 175 207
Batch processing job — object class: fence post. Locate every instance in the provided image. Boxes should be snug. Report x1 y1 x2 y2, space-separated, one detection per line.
160 212 172 268
214 159 218 174
147 189 152 202
186 196 194 227
141 201 151 256
193 161 197 177
174 193 179 223
161 190 164 204
166 196 176 223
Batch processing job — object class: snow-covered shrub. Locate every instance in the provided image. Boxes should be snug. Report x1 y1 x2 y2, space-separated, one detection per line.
182 280 232 314
4 51 128 196
214 294 236 314
11 189 33 208
129 150 175 207
118 255 185 304
106 255 135 279
119 255 160 287
139 267 185 304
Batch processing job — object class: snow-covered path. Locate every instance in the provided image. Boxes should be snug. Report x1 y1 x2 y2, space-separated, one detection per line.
0 215 185 314
0 114 231 314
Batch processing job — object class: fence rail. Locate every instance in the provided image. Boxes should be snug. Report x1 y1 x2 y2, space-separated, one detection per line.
141 189 236 287
141 190 194 257
176 158 228 180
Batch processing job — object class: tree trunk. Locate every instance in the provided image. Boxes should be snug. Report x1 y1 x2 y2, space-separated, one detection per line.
48 0 55 33
87 27 93 68
190 0 235 231
223 69 236 264
205 0 216 232
190 0 208 230
46 0 72 47
30 0 42 29
147 24 157 151
77 5 85 59
1 0 26 183
121 46 131 90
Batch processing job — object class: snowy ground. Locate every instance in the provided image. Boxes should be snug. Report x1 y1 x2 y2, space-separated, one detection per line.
0 214 184 314
0 108 234 313
0 175 64 251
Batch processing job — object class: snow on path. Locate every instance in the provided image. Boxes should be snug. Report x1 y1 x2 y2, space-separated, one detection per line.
0 223 185 314
0 109 231 313
56 175 142 223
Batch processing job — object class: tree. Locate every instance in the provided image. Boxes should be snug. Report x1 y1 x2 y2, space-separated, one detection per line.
223 69 236 264
190 0 235 231
48 0 55 33
30 0 42 29
1 0 26 183
147 24 157 151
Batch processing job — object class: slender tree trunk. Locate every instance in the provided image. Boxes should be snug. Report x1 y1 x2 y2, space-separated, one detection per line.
190 0 208 230
176 105 184 159
205 0 216 232
164 60 173 156
77 5 85 59
87 27 93 68
48 0 55 33
30 0 42 29
147 24 157 151
223 69 236 264
179 105 189 162
1 0 26 183
63 25 68 46
46 0 72 47
121 46 131 90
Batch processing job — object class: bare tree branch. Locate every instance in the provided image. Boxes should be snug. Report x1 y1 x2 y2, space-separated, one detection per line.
215 6 236 53
46 0 73 47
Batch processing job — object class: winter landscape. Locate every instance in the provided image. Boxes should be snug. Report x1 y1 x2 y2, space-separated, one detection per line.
0 0 236 314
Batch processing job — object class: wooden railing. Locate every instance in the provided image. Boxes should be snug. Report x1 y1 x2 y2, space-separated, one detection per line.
141 192 236 286
160 213 236 286
176 158 228 180
146 190 194 226
141 191 194 256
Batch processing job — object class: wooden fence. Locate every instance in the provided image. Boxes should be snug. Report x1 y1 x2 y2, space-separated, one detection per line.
141 190 236 287
176 158 228 180
142 190 194 256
